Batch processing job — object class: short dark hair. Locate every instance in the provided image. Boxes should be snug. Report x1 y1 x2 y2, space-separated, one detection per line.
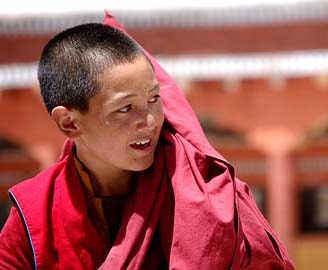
38 23 145 113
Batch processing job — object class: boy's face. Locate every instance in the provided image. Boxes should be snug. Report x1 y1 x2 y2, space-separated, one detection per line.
75 55 164 174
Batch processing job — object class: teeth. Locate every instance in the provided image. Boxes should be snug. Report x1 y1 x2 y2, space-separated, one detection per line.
136 140 150 145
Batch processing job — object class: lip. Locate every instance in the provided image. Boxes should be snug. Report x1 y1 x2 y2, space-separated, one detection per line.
129 136 154 151
130 139 151 149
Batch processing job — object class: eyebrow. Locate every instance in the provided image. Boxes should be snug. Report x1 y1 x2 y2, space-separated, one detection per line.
149 83 160 92
108 83 160 107
116 83 160 101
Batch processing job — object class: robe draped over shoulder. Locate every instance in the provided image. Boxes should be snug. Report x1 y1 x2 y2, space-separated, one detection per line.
98 12 295 270
0 12 295 270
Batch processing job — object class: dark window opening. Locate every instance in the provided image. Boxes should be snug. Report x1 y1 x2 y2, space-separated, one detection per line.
300 185 328 232
251 186 267 217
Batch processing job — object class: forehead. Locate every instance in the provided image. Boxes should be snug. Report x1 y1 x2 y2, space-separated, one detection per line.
97 56 156 94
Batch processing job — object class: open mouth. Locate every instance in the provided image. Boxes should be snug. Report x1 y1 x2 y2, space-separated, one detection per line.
130 139 151 150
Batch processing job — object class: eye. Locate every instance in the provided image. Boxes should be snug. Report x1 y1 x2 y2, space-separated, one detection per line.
117 104 132 113
148 94 161 104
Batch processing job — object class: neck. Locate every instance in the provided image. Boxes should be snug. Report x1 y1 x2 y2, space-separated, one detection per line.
74 146 134 196
89 169 134 196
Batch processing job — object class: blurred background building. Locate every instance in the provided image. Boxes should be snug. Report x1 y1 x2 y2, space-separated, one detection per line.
1 1 328 269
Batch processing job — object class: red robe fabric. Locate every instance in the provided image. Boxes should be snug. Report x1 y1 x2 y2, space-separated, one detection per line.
100 12 295 270
0 12 295 270
1 152 111 269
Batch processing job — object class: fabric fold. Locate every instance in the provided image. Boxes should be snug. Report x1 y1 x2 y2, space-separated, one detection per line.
6 11 294 270
98 11 295 270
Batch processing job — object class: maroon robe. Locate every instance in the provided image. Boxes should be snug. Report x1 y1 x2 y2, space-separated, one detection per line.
0 12 295 270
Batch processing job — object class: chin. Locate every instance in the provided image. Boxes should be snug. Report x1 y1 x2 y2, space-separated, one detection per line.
131 157 154 172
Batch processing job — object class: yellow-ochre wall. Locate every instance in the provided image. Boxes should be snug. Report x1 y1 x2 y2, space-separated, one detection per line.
295 237 328 270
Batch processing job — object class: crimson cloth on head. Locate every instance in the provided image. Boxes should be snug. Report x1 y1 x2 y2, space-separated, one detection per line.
96 12 295 270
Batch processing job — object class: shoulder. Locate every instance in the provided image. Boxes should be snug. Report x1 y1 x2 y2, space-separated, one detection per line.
0 207 34 269
9 154 75 207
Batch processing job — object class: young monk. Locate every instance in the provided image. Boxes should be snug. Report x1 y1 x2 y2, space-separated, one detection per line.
0 12 295 269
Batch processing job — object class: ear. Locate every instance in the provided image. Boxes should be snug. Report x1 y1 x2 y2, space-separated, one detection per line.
51 106 80 138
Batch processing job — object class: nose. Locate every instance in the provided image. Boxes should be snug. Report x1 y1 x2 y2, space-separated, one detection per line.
136 108 156 132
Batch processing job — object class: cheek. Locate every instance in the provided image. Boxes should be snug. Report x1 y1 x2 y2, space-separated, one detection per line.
155 105 165 126
104 115 132 131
